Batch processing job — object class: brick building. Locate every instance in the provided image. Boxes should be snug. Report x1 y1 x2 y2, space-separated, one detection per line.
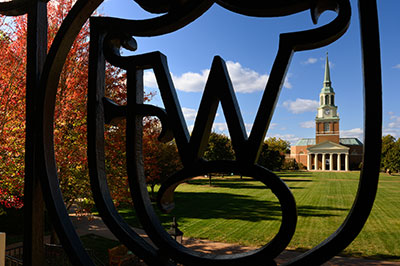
290 54 363 171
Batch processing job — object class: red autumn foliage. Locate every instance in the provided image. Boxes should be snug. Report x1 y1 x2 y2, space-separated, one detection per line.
0 0 126 213
0 0 182 214
142 117 182 199
0 15 27 214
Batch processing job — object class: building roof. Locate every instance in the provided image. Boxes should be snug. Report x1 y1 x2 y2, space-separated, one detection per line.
339 138 363 146
294 138 316 146
307 140 349 153
293 137 363 147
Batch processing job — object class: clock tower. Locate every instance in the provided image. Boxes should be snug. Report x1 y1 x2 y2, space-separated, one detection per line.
316 53 340 144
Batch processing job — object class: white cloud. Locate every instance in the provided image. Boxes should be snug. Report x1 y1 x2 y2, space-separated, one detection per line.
211 122 253 135
302 57 318 65
300 120 315 128
388 115 400 128
269 123 278 129
340 128 363 139
143 61 277 93
282 98 319 114
383 114 400 138
211 123 228 133
383 128 400 138
267 133 300 144
284 73 292 89
182 107 197 121
144 70 158 88
172 70 210 92
224 61 270 93
392 64 400 69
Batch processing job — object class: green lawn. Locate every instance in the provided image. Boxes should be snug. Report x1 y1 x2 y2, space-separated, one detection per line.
117 171 400 260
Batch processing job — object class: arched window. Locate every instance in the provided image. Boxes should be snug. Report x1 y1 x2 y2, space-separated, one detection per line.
324 122 330 132
331 95 334 105
325 95 329 105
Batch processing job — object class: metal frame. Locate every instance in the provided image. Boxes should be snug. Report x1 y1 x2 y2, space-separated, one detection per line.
0 0 382 265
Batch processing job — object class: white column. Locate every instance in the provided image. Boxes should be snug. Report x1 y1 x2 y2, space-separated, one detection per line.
337 153 341 171
345 153 349 171
329 153 333 171
307 153 311 170
314 153 318 170
322 153 326 171
0 232 5 266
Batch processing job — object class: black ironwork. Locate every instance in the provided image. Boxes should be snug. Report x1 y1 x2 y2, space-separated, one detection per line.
168 217 184 244
5 255 23 266
5 245 23 264
0 0 382 265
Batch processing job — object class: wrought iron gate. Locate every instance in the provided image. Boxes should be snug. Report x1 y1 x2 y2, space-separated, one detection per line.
0 0 382 265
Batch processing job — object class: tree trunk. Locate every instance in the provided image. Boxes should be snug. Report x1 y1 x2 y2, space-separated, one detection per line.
150 184 156 201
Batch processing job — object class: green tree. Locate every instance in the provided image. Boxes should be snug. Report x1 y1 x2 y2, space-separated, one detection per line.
203 132 234 185
381 135 400 174
264 137 290 154
203 132 235 161
381 135 396 173
257 137 290 171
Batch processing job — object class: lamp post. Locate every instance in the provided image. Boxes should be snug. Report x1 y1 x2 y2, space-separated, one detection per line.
168 217 183 244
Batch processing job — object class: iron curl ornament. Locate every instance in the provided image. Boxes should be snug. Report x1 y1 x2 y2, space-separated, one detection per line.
0 0 382 265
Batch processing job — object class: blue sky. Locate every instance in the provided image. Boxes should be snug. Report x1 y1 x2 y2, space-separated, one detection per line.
97 0 400 145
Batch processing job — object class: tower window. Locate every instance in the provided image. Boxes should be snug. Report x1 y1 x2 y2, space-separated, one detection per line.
324 123 330 132
331 95 334 105
325 95 329 105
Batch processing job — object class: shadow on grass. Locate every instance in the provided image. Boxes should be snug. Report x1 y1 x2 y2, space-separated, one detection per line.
281 179 313 182
186 177 311 190
171 192 282 222
277 171 314 179
119 191 349 229
297 204 348 217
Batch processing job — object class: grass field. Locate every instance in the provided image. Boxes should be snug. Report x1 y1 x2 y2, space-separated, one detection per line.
118 171 400 260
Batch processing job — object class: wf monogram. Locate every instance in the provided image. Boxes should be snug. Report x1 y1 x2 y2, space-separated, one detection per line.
86 1 359 265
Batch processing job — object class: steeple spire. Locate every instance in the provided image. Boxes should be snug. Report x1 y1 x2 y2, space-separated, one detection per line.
321 52 334 93
324 52 331 87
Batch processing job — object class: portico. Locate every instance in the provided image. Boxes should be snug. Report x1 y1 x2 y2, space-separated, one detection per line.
289 53 363 171
306 141 349 171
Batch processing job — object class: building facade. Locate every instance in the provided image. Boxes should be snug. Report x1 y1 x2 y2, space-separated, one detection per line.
290 54 363 171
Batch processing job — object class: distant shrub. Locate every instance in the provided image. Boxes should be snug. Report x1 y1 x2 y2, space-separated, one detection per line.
298 162 307 170
282 159 299 170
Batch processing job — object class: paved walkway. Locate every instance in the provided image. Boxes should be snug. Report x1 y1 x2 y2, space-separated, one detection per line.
69 214 400 266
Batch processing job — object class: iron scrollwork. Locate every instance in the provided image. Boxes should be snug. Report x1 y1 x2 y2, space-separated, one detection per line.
0 0 382 265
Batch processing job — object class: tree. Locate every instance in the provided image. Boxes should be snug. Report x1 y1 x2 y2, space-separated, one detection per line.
0 0 185 214
381 135 400 173
381 135 396 173
0 0 127 214
203 132 235 161
257 137 290 171
0 15 28 214
203 132 235 184
142 118 182 199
